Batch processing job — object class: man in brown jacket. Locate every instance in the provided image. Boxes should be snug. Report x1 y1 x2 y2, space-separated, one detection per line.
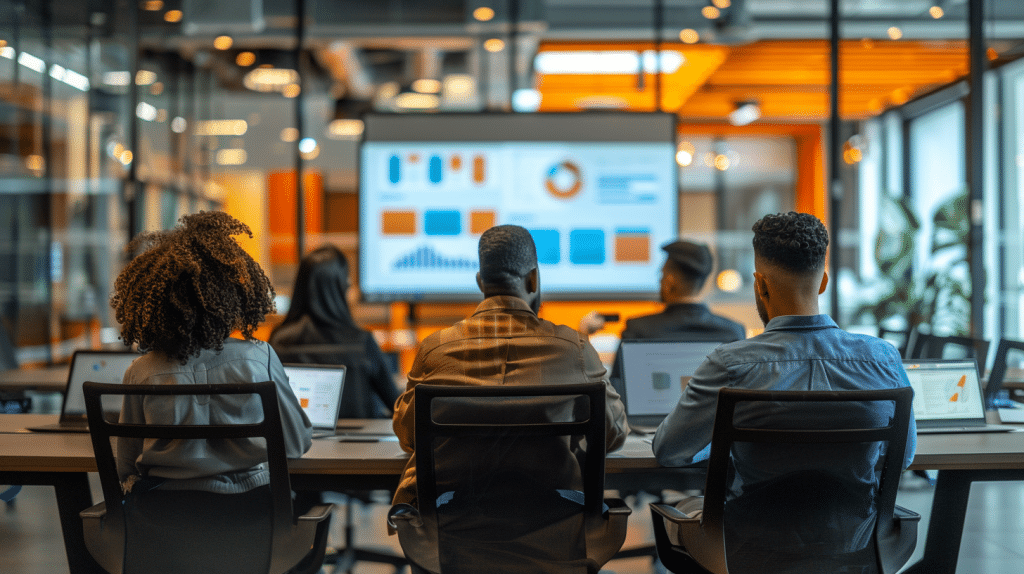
392 224 629 507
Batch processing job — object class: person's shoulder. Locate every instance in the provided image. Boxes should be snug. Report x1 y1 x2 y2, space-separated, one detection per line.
621 311 665 338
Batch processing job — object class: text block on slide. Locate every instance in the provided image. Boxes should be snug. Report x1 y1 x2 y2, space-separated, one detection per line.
614 228 651 263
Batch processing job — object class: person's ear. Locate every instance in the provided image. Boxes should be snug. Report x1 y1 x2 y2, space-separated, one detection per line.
753 271 769 301
476 272 485 293
525 268 539 294
818 270 829 295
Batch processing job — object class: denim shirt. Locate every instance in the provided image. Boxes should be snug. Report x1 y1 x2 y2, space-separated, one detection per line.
652 314 917 469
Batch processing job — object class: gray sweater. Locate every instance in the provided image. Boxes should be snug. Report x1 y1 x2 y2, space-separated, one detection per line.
116 338 313 494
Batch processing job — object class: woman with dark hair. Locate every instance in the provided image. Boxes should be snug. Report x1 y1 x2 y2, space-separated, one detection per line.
270 246 399 419
112 211 311 494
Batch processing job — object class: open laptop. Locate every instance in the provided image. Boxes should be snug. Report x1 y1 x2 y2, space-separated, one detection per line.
283 364 346 438
619 340 723 433
903 359 1016 433
26 350 140 433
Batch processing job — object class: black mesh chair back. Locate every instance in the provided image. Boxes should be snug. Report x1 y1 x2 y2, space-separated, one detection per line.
984 337 1024 409
877 326 911 358
80 381 332 574
913 334 989 370
651 387 919 574
388 383 631 574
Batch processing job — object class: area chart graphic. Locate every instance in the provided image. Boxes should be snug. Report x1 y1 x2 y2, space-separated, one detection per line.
392 246 478 271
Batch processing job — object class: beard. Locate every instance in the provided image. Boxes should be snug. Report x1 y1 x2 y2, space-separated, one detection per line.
755 291 770 326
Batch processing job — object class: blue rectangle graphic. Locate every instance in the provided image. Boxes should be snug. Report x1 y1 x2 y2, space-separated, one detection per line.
570 229 605 265
529 229 561 265
424 210 462 236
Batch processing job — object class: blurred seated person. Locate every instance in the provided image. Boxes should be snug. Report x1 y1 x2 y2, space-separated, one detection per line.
111 211 311 494
392 224 629 508
581 240 746 397
270 246 399 419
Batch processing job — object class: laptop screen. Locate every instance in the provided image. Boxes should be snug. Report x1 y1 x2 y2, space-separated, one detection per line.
619 340 722 424
283 364 346 431
903 359 986 424
61 351 140 419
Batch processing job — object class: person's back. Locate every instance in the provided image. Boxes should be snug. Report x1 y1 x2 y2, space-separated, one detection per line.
652 212 916 573
270 246 399 419
392 225 628 507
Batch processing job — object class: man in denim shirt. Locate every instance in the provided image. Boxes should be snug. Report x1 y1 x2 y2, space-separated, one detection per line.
652 212 916 573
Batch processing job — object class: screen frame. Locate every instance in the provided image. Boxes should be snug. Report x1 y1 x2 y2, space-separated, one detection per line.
357 111 679 303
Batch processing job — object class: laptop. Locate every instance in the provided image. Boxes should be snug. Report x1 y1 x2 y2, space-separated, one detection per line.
26 350 140 433
618 340 724 432
283 364 346 438
903 359 1016 433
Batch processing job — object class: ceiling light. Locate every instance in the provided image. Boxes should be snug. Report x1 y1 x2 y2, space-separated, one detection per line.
702 6 721 19
394 92 440 110
512 89 542 112
713 154 730 171
929 6 944 19
676 141 695 167
716 269 742 292
213 36 233 50
119 150 133 166
282 83 301 98
327 119 365 139
236 51 256 66
216 149 247 166
280 127 299 142
143 0 163 11
193 119 248 136
164 9 182 23
442 74 476 99
412 78 442 94
18 51 45 73
171 117 187 133
243 68 299 92
679 29 700 44
135 102 158 122
711 0 731 8
887 27 903 40
103 71 131 86
473 7 495 21
299 138 317 154
150 81 164 95
728 101 761 125
135 70 157 85
25 154 44 171
535 50 684 75
484 38 505 53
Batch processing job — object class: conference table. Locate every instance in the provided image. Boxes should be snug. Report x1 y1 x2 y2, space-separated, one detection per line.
1 414 1022 574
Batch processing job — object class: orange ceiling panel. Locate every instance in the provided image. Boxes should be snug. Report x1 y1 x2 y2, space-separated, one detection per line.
536 40 969 121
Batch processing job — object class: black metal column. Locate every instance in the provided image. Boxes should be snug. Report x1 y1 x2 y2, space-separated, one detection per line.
967 0 986 338
294 0 306 261
828 0 842 325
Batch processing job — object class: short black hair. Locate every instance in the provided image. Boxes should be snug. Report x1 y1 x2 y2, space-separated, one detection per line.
752 212 829 274
478 225 538 289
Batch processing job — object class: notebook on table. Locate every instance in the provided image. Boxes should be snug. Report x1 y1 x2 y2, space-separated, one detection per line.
283 364 346 438
619 340 724 433
903 359 1016 433
26 350 140 433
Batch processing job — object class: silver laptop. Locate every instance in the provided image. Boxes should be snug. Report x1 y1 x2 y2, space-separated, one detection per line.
283 364 346 438
26 350 139 433
903 359 1016 433
619 340 723 431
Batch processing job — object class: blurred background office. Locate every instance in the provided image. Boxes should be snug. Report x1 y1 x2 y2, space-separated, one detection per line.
1 0 1024 378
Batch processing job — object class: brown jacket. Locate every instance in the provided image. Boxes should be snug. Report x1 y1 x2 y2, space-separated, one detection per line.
392 296 629 506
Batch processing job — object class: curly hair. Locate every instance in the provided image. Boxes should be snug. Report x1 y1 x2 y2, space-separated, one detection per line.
110 211 275 363
478 224 538 289
752 212 829 274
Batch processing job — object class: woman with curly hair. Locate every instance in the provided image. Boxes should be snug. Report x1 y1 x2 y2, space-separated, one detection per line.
112 210 311 493
269 246 399 419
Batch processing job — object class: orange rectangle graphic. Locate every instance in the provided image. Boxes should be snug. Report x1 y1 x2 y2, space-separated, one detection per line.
299 398 309 408
381 210 417 235
615 235 650 263
469 210 496 234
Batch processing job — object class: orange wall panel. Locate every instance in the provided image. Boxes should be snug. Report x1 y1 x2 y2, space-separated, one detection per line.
268 170 324 264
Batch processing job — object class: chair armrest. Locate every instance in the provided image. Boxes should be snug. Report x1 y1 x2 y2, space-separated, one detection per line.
651 502 700 525
297 503 334 522
894 504 921 523
79 502 107 520
387 503 424 529
604 497 633 517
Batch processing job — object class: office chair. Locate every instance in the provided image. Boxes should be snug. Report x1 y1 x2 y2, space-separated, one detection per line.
650 387 919 574
984 337 1024 409
388 383 632 574
915 334 990 371
877 326 911 358
80 381 334 574
272 342 408 573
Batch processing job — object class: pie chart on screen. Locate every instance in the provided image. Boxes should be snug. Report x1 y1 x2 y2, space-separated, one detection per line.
545 160 583 199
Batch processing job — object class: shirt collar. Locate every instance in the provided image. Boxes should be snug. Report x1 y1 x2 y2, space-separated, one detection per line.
473 295 536 316
763 314 838 332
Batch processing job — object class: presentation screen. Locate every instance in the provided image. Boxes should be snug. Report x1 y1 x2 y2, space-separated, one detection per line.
359 113 678 302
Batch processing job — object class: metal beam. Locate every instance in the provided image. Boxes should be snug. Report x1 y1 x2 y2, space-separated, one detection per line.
829 0 842 326
967 0 985 338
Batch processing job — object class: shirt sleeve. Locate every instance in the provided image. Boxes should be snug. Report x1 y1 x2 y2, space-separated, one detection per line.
580 335 629 453
394 338 433 455
267 345 313 458
899 365 917 470
652 350 731 466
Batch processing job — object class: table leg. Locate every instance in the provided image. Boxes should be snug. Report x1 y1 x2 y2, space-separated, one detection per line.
52 472 105 574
